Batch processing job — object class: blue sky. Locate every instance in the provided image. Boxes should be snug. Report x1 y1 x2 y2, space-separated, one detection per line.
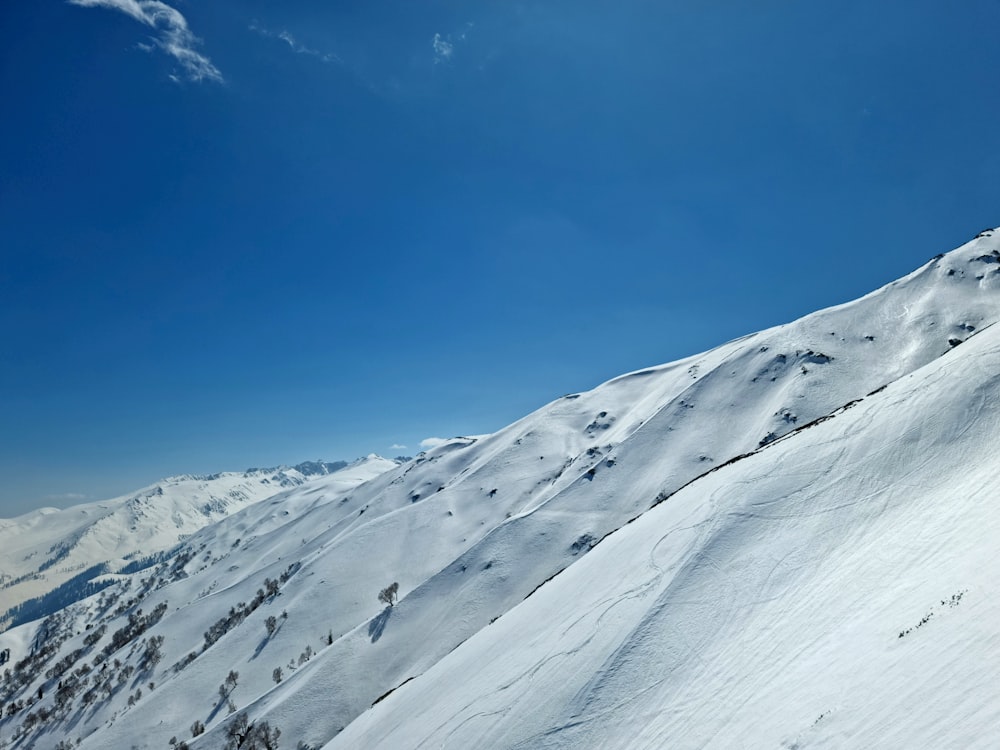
2 1 1000 515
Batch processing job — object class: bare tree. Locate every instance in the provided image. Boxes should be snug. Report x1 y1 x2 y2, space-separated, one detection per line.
253 720 281 749
378 582 399 607
265 615 278 637
272 667 283 684
226 712 251 748
225 712 282 750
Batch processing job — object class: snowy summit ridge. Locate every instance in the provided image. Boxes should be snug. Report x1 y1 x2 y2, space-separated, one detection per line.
2 229 1000 749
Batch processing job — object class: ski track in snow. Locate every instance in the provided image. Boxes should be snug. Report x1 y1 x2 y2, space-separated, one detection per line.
327 247 1000 748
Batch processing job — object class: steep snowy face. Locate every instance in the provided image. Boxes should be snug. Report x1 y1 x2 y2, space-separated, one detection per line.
0 458 394 627
330 295 1000 750
1 230 998 750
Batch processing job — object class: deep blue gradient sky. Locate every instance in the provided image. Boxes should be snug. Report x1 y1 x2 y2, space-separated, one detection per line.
2 1 1000 514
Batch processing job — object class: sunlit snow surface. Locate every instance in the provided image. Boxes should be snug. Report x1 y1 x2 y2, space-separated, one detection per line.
2 230 999 749
334 299 1000 750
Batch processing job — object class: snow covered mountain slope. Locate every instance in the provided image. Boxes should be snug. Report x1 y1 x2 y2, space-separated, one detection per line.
332 297 1000 750
0 459 390 627
0 228 998 750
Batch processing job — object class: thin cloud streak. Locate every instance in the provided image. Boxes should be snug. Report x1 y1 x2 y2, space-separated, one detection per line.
68 0 223 82
43 492 89 503
250 22 341 64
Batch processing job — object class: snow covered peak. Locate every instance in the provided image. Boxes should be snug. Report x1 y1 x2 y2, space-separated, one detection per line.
2 229 1000 750
0 459 397 629
335 314 1000 750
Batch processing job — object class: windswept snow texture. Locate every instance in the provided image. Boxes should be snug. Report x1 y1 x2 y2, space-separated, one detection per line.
333 298 1000 750
1 229 999 750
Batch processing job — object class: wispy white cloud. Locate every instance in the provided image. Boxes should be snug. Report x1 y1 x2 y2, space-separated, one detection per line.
432 33 454 64
249 22 340 64
44 492 88 502
389 443 408 451
68 0 223 82
419 437 449 450
432 22 473 65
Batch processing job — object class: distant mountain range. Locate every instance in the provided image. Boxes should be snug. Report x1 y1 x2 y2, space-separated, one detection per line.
0 458 394 629
2 228 999 749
